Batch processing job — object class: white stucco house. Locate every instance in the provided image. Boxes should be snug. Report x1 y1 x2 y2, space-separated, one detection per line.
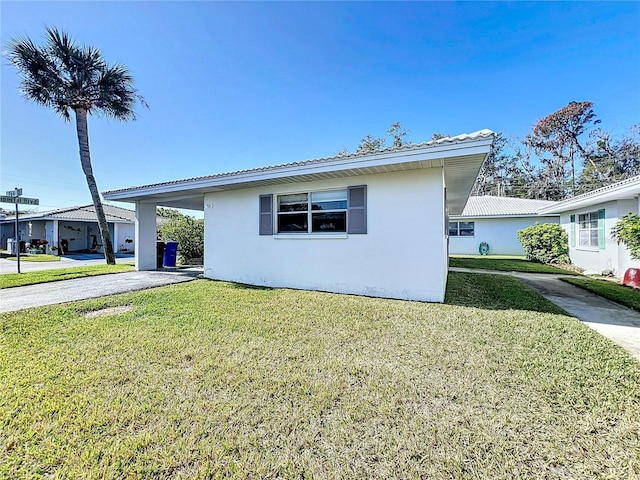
0 204 136 254
537 176 640 276
448 195 559 256
103 130 495 302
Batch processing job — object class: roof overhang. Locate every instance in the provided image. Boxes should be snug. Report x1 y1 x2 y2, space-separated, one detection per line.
449 213 560 220
103 131 494 215
538 176 640 214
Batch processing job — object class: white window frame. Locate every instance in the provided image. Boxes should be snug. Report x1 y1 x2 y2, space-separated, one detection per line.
578 211 599 248
277 189 348 234
448 221 475 237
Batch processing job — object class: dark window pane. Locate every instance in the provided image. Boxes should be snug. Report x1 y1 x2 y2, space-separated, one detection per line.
312 212 346 232
278 213 308 232
448 222 458 236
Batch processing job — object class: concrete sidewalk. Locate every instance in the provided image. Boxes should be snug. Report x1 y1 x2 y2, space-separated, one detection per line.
450 267 640 361
0 270 199 313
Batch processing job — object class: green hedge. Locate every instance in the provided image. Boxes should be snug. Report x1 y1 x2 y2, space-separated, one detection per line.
517 223 569 264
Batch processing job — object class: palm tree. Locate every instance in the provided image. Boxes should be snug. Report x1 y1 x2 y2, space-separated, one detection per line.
6 27 146 264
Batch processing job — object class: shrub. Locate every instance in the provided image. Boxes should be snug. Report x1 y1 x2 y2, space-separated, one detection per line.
157 209 204 264
611 212 640 260
517 223 570 264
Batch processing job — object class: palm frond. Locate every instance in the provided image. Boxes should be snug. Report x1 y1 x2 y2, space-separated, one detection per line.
6 26 146 121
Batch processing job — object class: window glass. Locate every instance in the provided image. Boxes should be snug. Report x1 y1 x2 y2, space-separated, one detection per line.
277 189 348 233
448 222 459 236
578 211 600 247
311 190 347 211
579 230 589 246
459 222 475 236
312 212 346 232
278 213 308 232
279 193 308 212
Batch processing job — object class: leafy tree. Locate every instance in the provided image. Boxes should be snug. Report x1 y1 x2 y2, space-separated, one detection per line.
355 122 411 154
611 213 640 260
430 133 449 141
157 209 204 264
6 27 146 265
387 122 409 148
525 101 601 197
356 134 386 154
472 133 528 197
578 126 640 193
517 223 570 264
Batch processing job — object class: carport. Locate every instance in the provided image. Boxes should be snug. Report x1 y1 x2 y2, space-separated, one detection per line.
103 187 205 271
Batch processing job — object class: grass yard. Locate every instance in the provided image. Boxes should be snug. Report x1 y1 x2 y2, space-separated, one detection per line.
1 274 639 479
0 263 135 289
561 276 640 313
450 255 579 275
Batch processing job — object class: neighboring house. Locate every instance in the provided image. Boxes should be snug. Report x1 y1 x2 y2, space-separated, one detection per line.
0 204 137 254
537 176 640 276
104 130 495 302
449 196 559 256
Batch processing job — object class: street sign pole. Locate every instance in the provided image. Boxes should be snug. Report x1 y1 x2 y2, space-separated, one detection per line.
1 188 39 274
15 195 20 274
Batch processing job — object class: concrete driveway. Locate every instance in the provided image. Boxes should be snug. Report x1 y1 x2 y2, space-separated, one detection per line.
0 269 200 313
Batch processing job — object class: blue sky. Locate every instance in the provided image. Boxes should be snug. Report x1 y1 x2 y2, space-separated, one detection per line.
1 1 639 212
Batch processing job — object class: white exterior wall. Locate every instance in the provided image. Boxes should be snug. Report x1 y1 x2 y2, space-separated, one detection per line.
562 199 640 276
115 222 135 252
204 168 447 302
449 216 559 256
27 220 46 241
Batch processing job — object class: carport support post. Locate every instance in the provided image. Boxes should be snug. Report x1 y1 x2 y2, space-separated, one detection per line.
135 202 157 271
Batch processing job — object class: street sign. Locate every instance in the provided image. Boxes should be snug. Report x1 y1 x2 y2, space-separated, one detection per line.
6 188 22 197
0 196 39 205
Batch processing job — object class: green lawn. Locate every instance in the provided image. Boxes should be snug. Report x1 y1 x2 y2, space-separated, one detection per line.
561 276 640 313
1 274 638 478
5 254 61 262
450 255 579 275
0 263 135 288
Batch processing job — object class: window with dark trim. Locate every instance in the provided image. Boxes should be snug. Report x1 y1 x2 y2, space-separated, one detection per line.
448 221 474 237
259 186 367 235
278 190 347 233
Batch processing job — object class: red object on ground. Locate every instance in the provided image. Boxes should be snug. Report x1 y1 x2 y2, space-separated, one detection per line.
623 268 640 289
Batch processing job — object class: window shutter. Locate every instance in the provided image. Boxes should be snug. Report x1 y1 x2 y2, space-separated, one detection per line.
570 214 575 247
259 194 273 235
347 185 367 234
597 209 605 249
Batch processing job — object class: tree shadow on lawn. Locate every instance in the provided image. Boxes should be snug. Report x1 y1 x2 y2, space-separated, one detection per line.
445 272 569 315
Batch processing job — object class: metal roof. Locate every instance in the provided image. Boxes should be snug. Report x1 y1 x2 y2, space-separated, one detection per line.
451 195 558 218
103 129 495 215
0 204 136 223
537 176 640 214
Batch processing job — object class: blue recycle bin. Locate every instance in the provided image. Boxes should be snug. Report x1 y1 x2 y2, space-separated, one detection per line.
163 241 179 267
